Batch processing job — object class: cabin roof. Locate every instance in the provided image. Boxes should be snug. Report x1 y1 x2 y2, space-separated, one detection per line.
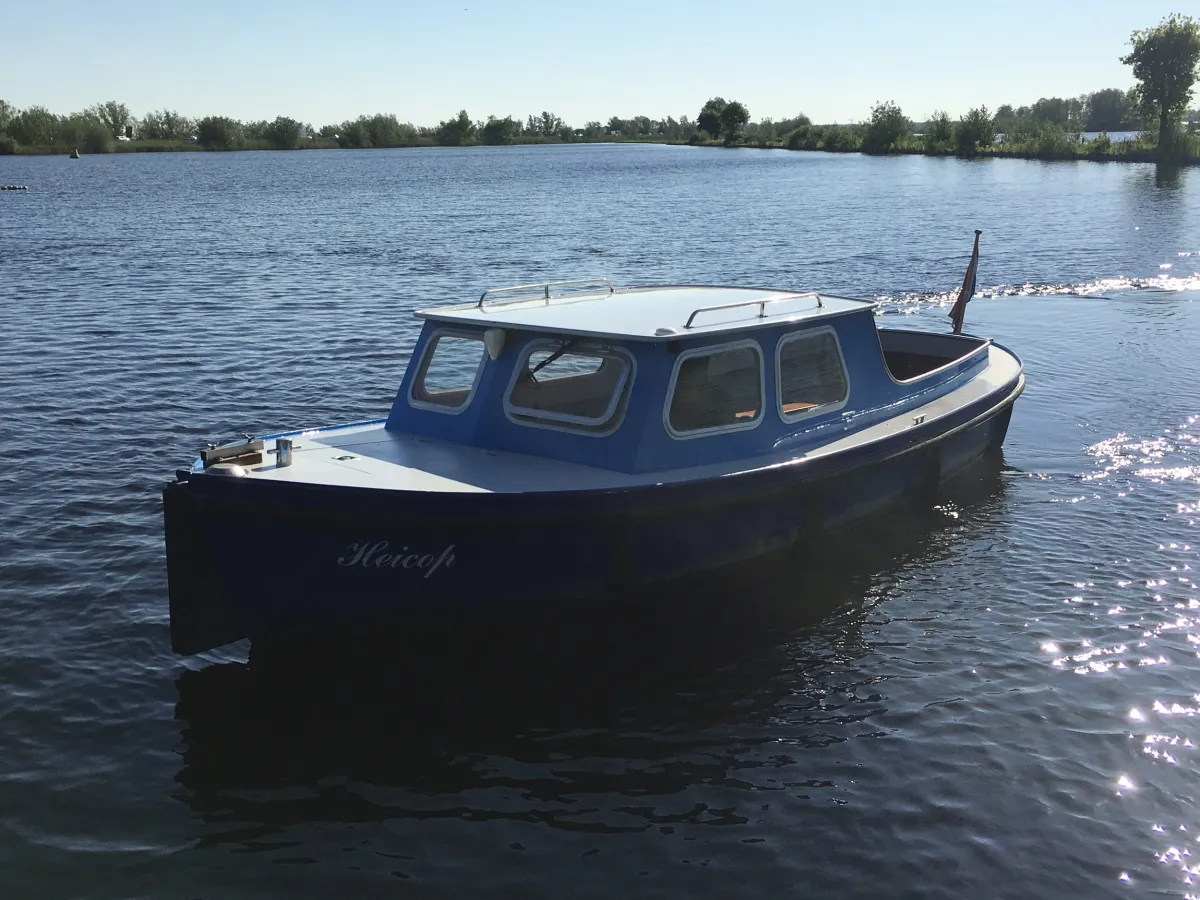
414 283 875 342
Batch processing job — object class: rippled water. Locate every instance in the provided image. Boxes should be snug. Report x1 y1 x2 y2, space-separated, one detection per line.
1 146 1198 898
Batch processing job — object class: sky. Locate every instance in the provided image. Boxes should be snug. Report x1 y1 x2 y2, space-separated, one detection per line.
0 1 1188 127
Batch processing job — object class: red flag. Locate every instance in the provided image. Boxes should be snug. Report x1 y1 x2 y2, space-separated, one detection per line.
949 229 982 335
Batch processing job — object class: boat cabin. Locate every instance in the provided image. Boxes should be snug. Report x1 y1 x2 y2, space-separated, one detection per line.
385 279 991 474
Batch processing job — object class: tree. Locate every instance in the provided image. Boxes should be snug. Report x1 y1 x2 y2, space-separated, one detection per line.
993 104 1016 133
435 109 475 145
197 116 244 150
955 106 995 155
1065 96 1087 139
861 100 910 152
718 101 749 145
336 119 372 148
263 116 303 149
0 99 14 134
697 97 726 138
344 113 418 147
83 122 113 153
90 101 132 138
56 113 99 149
11 105 58 147
785 124 818 150
776 113 811 133
1121 13 1200 151
480 115 520 145
1086 88 1131 131
1029 97 1069 127
822 126 858 152
924 110 953 149
139 109 194 140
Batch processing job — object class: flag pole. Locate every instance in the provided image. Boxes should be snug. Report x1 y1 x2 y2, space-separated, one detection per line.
949 229 982 335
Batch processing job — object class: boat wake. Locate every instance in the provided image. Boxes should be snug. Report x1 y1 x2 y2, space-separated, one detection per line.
874 263 1200 316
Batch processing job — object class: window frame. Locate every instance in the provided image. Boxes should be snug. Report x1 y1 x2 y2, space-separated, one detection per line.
502 338 635 436
663 338 767 440
406 328 488 416
774 326 851 424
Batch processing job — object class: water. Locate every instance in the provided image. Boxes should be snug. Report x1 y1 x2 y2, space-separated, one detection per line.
0 145 1198 899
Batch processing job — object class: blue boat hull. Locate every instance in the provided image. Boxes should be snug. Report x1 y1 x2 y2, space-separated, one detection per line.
163 375 1022 655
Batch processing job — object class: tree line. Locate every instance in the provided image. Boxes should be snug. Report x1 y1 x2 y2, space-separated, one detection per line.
0 101 721 154
2 14 1195 159
793 14 1199 160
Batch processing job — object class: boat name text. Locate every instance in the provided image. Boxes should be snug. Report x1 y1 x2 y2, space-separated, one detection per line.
337 541 456 577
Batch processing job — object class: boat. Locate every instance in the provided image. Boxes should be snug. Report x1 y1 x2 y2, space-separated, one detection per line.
162 268 1023 655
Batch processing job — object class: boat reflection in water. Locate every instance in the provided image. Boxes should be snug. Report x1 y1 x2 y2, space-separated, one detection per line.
173 456 1011 847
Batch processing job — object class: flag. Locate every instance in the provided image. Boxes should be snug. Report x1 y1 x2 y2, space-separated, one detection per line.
949 229 982 335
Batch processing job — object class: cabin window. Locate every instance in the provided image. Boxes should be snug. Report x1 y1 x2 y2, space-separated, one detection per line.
776 328 849 421
666 341 764 437
505 340 632 433
409 332 487 413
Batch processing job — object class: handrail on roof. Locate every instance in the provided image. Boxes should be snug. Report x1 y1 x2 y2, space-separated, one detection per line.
477 278 614 309
683 292 822 329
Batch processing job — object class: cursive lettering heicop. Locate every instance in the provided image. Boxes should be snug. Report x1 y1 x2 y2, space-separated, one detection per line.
337 541 456 578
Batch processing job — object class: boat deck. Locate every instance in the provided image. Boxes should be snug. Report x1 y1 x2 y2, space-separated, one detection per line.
197 345 1021 494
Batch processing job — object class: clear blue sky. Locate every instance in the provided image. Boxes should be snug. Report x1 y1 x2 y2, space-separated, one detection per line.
0 1 1186 126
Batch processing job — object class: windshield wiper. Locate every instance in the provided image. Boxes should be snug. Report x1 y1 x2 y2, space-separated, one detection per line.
526 339 579 382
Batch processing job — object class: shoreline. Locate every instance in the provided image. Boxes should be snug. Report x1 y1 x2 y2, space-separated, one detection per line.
3 137 1196 167
0 135 671 157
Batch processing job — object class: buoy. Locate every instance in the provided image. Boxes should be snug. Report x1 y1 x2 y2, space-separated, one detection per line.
0 185 28 190
69 148 80 159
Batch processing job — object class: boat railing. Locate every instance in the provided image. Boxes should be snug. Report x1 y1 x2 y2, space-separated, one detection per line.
477 278 615 309
683 292 822 329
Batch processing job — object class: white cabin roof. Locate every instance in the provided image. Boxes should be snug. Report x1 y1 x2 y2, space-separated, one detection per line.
414 283 874 342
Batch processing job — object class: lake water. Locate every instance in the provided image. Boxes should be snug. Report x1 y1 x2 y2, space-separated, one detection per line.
1 144 1199 899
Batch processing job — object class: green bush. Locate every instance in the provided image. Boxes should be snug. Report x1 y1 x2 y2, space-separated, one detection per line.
1090 131 1112 153
337 120 371 148
480 115 520 145
435 109 476 146
1001 117 1039 145
55 113 97 150
10 105 58 147
923 111 953 150
861 101 910 153
785 124 820 150
821 126 859 152
0 134 17 155
83 123 113 154
197 116 244 150
956 106 995 155
264 116 303 150
1034 123 1071 154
